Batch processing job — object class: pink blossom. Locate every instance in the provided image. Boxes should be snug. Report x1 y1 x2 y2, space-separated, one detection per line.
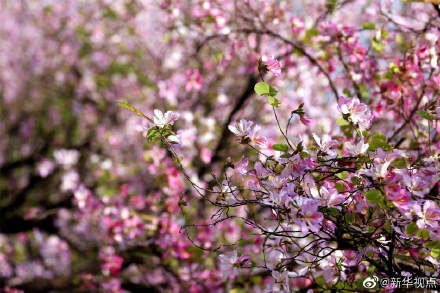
312 133 339 158
262 55 282 77
152 109 180 128
101 278 123 292
342 250 361 267
338 96 373 130
272 270 290 292
37 159 55 177
344 140 369 156
61 170 79 191
234 157 248 176
228 119 267 147
200 147 212 164
228 119 254 137
311 186 346 208
218 251 239 279
299 116 311 126
298 198 323 233
185 69 203 92
54 149 79 167
415 200 440 228
248 124 267 147
290 17 304 34
101 254 123 277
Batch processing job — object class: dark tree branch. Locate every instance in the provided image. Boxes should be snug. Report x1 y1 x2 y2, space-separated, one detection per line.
198 75 257 177
433 3 440 18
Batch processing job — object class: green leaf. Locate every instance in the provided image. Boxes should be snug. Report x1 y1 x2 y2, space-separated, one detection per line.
269 86 278 97
417 110 437 121
336 116 349 126
315 276 326 286
229 289 246 293
368 133 389 151
423 241 440 249
272 143 289 152
346 214 355 224
187 246 204 260
378 199 388 210
417 228 430 241
405 222 418 236
389 62 401 74
336 171 350 180
351 176 361 186
342 88 353 97
325 0 338 11
335 182 346 193
254 82 270 96
362 22 376 30
267 96 280 107
340 124 354 138
392 157 407 168
365 189 382 204
146 128 161 142
327 207 340 217
103 7 118 19
306 28 319 37
381 29 389 40
358 83 370 99
431 248 440 258
372 38 384 53
384 220 392 233
118 101 153 122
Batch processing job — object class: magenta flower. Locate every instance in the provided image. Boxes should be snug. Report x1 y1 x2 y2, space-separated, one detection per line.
385 179 412 211
262 55 282 77
272 270 290 292
415 200 440 228
218 250 239 279
342 250 361 267
290 16 304 34
248 124 267 147
235 157 248 176
297 198 323 233
311 186 346 208
101 254 123 277
185 69 203 92
338 97 373 130
228 119 267 147
299 116 311 126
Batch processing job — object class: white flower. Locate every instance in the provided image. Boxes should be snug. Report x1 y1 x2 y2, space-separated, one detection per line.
218 251 238 279
54 149 79 167
345 140 369 156
37 159 55 177
167 135 180 144
152 109 180 128
61 170 79 191
312 133 338 158
228 119 254 137
272 270 290 292
359 159 393 179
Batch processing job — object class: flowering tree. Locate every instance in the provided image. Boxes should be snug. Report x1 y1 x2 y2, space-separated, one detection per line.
1 0 440 292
